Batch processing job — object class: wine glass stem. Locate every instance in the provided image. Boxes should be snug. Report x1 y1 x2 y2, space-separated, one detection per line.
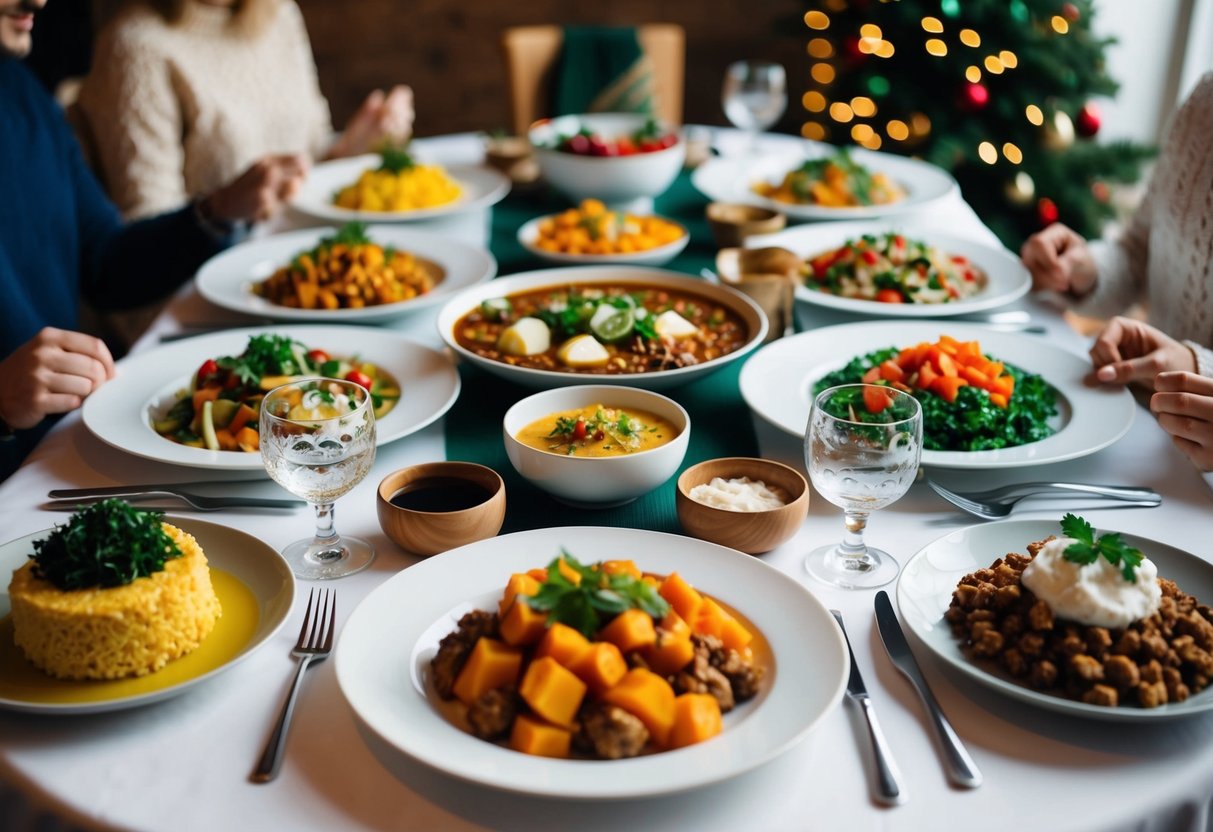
312 502 339 545
747 128 759 157
839 511 870 557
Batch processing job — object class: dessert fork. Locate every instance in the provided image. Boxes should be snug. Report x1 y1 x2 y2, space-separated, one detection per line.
251 588 335 783
927 479 1161 520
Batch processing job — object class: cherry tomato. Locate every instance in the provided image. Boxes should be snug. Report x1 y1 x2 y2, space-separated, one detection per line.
566 134 591 155
639 140 663 153
572 417 587 441
616 137 638 156
345 370 373 390
861 250 880 265
659 133 678 149
196 359 218 383
306 349 330 364
876 288 904 304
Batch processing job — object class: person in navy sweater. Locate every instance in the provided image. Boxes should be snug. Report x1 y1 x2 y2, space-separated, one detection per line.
0 0 307 478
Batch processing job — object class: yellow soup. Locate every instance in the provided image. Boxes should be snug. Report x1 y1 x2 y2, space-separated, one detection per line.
517 404 679 457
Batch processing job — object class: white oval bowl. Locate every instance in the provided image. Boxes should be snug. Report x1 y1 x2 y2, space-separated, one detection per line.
503 385 690 507
517 214 689 267
435 266 769 391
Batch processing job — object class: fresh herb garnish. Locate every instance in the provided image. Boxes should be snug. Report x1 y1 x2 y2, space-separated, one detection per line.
377 144 416 174
216 334 308 386
520 551 669 639
1060 513 1144 582
29 499 182 590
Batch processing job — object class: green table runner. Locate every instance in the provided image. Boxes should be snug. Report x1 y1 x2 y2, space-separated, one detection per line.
443 171 761 533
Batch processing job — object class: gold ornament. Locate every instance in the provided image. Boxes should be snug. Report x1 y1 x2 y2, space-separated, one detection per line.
1004 171 1035 206
1042 110 1075 150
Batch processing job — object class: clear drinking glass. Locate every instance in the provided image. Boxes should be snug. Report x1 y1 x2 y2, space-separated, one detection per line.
260 378 377 580
722 60 787 156
804 384 922 589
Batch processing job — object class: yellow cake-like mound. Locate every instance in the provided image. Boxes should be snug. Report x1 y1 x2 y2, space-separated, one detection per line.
8 524 222 680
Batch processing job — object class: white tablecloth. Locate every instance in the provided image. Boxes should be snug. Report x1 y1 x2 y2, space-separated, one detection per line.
3 131 1213 832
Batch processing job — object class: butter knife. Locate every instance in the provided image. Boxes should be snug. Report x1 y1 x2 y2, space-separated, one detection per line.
830 609 907 806
875 591 982 789
48 485 302 510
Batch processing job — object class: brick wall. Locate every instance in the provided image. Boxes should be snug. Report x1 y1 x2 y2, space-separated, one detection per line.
297 0 807 137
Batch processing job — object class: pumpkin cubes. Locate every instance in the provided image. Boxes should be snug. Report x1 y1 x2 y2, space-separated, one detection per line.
452 638 524 707
509 714 572 758
668 693 723 749
519 656 586 727
601 668 676 747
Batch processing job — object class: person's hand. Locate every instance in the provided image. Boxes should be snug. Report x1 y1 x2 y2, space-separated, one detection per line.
1151 371 1213 471
330 85 415 158
1088 316 1197 388
1020 222 1099 296
201 153 309 225
0 328 115 430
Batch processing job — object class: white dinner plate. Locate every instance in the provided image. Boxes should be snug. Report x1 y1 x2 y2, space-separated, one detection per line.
435 267 768 390
691 146 957 221
196 225 498 324
516 215 689 267
739 321 1134 469
334 526 847 798
743 220 1030 317
82 325 460 472
291 154 510 223
0 516 294 715
898 518 1213 722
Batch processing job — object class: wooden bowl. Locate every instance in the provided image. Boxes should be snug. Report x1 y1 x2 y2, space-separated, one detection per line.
705 203 787 249
675 457 809 554
376 462 506 558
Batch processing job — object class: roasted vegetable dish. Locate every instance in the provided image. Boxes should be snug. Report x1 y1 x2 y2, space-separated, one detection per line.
151 334 399 452
530 199 685 256
754 149 904 207
429 552 764 759
453 282 750 375
814 334 1057 452
803 233 986 304
252 222 439 310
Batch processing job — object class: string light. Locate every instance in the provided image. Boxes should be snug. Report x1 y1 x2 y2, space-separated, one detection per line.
910 112 932 137
860 133 883 150
811 63 836 84
803 91 827 112
829 102 855 122
978 142 998 164
984 55 1005 74
860 24 883 39
808 38 833 58
874 40 895 58
1051 15 1069 34
959 29 981 47
805 10 830 30
886 119 910 141
801 122 827 141
921 16 943 33
851 124 875 142
1002 142 1023 164
858 37 880 54
926 38 948 56
1025 104 1044 125
999 50 1018 68
965 66 982 83
851 96 877 117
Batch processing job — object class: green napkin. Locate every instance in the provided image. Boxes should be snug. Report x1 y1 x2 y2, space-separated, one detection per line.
552 26 656 116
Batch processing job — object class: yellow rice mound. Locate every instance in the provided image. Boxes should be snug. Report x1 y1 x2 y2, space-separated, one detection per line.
8 524 222 680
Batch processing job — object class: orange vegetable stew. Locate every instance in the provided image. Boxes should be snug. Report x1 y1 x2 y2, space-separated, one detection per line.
429 552 766 759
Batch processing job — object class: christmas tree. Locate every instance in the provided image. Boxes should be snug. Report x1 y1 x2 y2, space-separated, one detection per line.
798 0 1152 248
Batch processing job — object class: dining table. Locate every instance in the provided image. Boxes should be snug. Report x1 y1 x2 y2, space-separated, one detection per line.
2 128 1213 832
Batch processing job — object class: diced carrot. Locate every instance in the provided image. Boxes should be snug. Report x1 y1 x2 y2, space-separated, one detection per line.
988 392 1008 408
896 346 923 372
863 385 894 413
934 350 958 377
956 340 982 360
878 360 905 383
862 366 881 384
227 403 257 435
916 361 939 391
959 365 991 388
985 361 1005 378
991 374 1015 398
192 386 221 414
937 334 961 355
235 426 260 452
930 375 968 403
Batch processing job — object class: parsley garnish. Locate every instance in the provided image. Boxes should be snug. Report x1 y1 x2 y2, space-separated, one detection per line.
1060 513 1145 582
216 334 307 386
29 500 182 590
377 144 416 174
520 551 669 639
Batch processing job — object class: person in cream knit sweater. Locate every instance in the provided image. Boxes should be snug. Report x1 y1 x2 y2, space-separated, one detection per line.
1020 74 1213 472
78 0 412 220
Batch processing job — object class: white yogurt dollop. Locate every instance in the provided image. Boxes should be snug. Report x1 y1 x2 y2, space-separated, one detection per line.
1020 537 1161 628
688 477 788 512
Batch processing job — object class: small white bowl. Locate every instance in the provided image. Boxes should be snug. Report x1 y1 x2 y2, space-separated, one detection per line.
517 214 689 267
503 385 690 508
528 113 686 209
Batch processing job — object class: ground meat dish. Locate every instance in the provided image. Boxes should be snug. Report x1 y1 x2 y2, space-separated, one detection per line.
430 610 499 700
672 634 764 713
467 687 522 739
947 537 1213 708
575 701 650 759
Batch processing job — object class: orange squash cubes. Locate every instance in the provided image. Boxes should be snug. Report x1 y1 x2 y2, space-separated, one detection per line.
597 608 657 654
668 693 723 749
499 573 540 616
452 638 524 706
601 668 676 747
658 572 702 623
500 598 548 647
568 641 627 695
643 611 696 676
509 714 571 758
533 622 591 667
519 656 586 727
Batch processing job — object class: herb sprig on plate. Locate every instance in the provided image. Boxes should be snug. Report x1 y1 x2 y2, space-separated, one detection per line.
1060 513 1144 582
521 551 669 638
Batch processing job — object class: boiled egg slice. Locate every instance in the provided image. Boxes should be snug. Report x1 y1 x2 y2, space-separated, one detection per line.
497 317 551 356
653 309 699 338
556 334 610 368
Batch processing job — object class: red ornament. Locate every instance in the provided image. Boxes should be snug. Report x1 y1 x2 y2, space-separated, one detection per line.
1061 2 1081 22
960 82 989 111
1037 197 1059 226
1076 102 1101 137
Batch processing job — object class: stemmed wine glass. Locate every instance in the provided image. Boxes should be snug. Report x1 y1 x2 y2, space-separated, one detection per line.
722 60 787 157
261 378 377 580
804 384 922 589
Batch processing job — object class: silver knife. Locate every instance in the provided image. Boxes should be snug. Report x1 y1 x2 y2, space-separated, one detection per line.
830 609 907 806
47 484 302 510
875 591 982 789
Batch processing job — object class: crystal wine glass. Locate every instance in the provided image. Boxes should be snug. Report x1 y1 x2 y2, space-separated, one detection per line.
804 384 922 589
261 378 377 580
722 60 787 156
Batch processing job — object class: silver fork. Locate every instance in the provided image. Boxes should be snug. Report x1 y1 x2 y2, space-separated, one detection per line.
927 479 1161 519
251 588 336 783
